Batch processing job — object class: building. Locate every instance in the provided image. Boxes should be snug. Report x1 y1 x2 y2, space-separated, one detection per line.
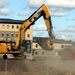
0 18 33 52
0 18 33 41
32 37 73 52
54 39 73 50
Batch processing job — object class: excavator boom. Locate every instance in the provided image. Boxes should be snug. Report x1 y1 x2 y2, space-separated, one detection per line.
16 4 54 49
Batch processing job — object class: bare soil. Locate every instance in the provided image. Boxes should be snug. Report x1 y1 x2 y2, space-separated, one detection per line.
0 49 75 75
0 58 74 75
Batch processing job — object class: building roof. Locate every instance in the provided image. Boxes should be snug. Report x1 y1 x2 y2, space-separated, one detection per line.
0 18 24 24
33 37 73 44
33 37 74 50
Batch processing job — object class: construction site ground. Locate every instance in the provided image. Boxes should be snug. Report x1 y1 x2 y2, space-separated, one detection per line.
0 49 75 75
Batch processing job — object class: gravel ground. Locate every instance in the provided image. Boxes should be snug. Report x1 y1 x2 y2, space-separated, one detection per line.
0 59 64 75
0 50 75 75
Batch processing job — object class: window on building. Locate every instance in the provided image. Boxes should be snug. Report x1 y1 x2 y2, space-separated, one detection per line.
16 25 19 29
2 25 4 28
12 25 14 29
16 34 18 37
7 25 9 29
2 34 4 36
36 44 38 48
11 34 14 37
61 45 64 48
7 34 9 36
35 52 38 55
27 34 30 37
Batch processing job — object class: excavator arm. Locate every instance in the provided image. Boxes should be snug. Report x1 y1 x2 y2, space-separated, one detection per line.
15 4 54 49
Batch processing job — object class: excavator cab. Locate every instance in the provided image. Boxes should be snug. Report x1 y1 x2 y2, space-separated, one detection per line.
21 40 31 53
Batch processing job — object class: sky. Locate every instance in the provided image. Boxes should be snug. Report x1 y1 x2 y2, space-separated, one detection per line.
0 0 75 41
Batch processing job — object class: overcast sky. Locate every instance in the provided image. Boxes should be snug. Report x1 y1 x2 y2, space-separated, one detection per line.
0 0 75 41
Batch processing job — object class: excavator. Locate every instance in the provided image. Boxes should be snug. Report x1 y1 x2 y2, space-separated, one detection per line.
0 4 54 59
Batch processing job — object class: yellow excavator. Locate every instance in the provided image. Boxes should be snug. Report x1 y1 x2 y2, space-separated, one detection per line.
0 4 54 59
